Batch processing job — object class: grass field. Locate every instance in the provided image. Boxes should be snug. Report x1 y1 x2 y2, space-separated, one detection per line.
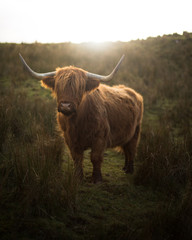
0 33 192 239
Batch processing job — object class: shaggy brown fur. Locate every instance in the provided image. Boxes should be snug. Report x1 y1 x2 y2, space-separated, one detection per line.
42 66 143 183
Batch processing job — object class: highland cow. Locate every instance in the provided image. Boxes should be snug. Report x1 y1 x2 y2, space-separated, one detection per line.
19 54 143 183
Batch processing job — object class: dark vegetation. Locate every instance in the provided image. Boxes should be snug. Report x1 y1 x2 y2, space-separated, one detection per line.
0 32 192 239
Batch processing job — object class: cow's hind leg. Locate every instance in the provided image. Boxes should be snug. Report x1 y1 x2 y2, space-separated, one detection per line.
91 141 105 183
123 125 141 174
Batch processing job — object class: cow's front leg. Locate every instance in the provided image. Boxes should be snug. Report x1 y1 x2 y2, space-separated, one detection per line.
71 150 84 181
91 147 104 183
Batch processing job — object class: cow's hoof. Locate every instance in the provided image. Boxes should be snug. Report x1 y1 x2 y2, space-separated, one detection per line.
123 166 134 174
122 166 127 171
92 174 103 184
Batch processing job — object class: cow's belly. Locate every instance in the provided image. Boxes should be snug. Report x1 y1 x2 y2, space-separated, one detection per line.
107 124 136 148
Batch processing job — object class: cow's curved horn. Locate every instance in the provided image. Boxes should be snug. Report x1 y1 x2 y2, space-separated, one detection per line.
19 53 56 79
86 54 125 82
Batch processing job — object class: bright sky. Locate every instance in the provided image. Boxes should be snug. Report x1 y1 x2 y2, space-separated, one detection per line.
0 0 191 43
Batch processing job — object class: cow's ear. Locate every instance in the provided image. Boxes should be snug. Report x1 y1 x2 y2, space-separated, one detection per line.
41 76 55 90
86 78 100 92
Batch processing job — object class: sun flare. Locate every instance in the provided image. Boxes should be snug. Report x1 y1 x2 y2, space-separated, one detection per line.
0 0 192 43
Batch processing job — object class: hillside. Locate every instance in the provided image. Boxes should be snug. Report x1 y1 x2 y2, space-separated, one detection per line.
0 32 192 240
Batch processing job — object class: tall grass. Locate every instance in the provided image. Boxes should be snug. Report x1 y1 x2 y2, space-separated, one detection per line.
0 89 78 217
134 115 192 240
135 122 192 193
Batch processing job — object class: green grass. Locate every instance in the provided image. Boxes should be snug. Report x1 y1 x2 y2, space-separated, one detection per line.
76 151 163 240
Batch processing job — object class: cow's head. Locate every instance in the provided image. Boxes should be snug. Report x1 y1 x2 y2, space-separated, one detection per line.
43 66 101 116
19 54 124 116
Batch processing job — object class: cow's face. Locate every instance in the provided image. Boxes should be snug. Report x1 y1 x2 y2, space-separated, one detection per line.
42 66 100 116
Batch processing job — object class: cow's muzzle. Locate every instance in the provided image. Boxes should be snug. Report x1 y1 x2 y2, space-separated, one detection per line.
58 102 76 116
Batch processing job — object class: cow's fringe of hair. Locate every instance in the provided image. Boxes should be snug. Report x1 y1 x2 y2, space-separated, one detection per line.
55 66 87 103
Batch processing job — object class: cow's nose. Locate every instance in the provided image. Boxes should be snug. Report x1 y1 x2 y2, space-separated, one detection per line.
59 102 71 112
58 102 75 116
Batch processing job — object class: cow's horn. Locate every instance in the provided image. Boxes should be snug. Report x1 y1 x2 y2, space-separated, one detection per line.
19 53 56 79
86 54 125 82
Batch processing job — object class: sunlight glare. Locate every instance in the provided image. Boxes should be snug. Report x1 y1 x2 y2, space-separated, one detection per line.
0 0 192 43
